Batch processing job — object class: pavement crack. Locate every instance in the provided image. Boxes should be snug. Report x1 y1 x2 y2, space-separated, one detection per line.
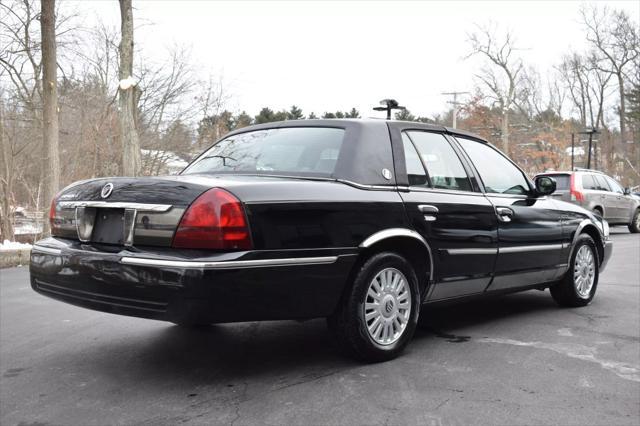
229 381 249 426
479 337 640 383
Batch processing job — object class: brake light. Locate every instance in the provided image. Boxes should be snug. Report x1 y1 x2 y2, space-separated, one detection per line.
570 174 584 202
49 195 61 235
172 188 252 250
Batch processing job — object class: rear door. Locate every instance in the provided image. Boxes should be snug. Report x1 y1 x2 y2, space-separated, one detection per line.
390 126 498 301
454 137 565 290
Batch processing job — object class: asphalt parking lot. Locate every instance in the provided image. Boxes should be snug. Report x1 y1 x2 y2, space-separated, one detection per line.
1 229 639 426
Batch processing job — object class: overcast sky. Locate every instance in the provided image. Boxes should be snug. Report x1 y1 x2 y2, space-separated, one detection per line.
72 0 639 120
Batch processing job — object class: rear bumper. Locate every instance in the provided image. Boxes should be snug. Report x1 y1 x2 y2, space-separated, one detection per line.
29 238 356 323
600 239 613 272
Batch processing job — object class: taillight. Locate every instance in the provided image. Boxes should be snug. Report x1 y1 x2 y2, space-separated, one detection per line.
570 174 584 202
172 188 252 250
49 195 61 235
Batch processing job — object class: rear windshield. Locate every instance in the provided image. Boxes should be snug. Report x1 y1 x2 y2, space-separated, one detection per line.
182 127 345 176
541 174 570 190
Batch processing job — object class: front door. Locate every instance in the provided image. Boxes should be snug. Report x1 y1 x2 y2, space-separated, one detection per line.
604 175 632 223
454 136 565 290
392 128 498 301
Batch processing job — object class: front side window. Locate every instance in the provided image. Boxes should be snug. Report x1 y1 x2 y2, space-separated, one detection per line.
183 127 345 176
594 175 611 191
457 137 530 195
406 131 472 192
605 176 624 194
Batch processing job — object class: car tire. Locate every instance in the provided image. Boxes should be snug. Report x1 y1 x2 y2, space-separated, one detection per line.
629 209 640 233
550 234 599 307
327 251 420 363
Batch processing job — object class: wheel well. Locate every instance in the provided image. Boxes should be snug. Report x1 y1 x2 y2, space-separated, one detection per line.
580 224 604 264
355 237 432 298
592 206 603 215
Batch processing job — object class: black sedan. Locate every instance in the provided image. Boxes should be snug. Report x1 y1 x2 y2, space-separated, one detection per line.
30 119 612 362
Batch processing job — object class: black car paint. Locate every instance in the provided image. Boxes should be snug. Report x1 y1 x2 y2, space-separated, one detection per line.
30 119 612 324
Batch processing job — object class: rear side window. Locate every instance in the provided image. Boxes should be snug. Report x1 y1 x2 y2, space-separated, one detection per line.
457 137 530 195
582 174 597 190
183 127 345 176
406 131 472 192
401 133 428 187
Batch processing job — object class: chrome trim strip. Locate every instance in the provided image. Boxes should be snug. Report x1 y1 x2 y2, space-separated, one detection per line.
31 245 62 255
360 228 434 282
447 248 498 255
119 256 338 269
335 179 396 191
499 244 563 254
59 201 172 212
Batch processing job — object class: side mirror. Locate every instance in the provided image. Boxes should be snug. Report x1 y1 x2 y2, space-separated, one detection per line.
624 187 631 195
535 176 556 196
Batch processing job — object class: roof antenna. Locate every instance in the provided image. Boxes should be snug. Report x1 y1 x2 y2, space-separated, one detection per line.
373 99 406 120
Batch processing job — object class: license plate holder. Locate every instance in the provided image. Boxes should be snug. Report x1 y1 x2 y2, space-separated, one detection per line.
91 208 125 245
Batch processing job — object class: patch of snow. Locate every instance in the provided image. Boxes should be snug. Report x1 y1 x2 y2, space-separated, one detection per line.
0 240 32 251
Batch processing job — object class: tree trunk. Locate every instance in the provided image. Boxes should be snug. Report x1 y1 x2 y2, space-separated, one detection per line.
617 73 627 156
0 100 15 242
41 0 60 235
118 0 141 176
501 109 510 154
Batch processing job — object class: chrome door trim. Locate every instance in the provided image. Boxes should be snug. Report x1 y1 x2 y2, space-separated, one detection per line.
58 201 172 212
120 256 338 270
499 244 564 254
446 248 498 255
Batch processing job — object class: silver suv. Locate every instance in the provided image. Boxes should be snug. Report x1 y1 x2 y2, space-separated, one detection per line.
536 169 640 233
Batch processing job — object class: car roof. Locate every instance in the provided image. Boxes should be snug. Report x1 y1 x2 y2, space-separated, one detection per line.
223 118 489 143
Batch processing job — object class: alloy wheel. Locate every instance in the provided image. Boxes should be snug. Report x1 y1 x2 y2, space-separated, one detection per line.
363 267 412 345
574 245 595 299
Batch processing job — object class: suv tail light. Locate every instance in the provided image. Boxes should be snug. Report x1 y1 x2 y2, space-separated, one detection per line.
570 174 584 202
49 195 62 235
172 188 252 250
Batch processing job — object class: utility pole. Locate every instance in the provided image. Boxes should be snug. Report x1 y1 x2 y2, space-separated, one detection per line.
441 91 469 129
578 128 599 170
571 133 575 170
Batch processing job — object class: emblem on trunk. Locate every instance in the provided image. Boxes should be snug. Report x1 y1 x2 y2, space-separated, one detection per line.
101 183 114 199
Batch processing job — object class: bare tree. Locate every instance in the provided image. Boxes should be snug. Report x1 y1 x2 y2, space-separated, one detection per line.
467 24 525 154
559 53 613 131
118 0 141 176
41 0 59 234
0 94 14 241
582 5 639 151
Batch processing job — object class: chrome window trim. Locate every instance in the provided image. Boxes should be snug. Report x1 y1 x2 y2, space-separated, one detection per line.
31 245 62 255
120 256 338 269
58 201 172 212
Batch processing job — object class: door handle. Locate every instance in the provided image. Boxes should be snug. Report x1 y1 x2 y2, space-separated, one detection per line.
496 207 513 223
418 205 438 222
